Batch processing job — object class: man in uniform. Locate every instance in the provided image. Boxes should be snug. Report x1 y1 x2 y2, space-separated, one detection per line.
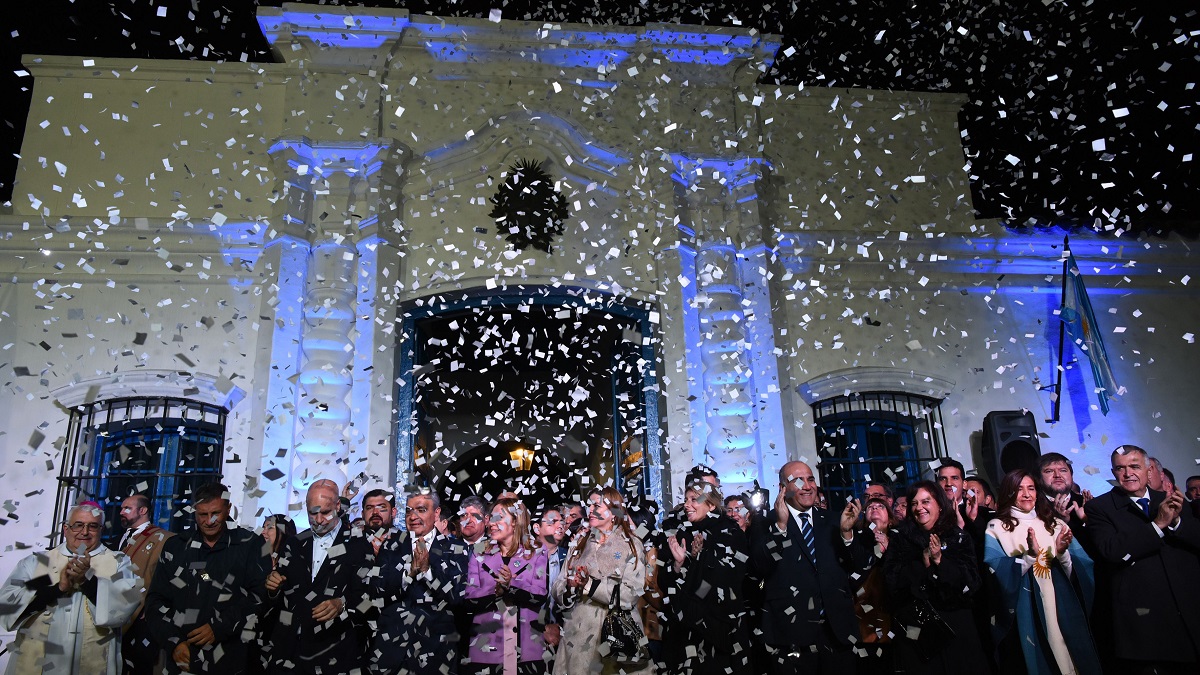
118 493 174 674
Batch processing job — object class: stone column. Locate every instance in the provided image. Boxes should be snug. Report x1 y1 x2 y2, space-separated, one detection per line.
270 140 389 521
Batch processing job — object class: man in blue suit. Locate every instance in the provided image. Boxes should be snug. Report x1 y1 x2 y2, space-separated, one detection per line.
749 461 862 675
371 489 467 675
1086 445 1200 675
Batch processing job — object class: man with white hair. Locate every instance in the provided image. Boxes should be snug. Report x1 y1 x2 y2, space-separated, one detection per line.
0 501 141 674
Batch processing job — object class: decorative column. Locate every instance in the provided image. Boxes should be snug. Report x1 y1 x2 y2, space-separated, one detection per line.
270 139 388 521
671 155 783 491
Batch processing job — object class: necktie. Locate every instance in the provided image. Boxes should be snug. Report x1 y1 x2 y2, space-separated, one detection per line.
800 512 817 563
1136 497 1150 517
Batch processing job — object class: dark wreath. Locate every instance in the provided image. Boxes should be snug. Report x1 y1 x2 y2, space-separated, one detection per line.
489 159 569 253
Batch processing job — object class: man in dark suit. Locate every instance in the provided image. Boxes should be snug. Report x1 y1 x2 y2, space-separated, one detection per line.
264 479 373 674
749 461 862 675
372 489 467 675
1085 444 1200 674
1037 453 1096 552
1186 475 1200 519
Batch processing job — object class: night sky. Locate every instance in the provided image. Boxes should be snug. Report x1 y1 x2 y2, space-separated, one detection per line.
1 1 1196 234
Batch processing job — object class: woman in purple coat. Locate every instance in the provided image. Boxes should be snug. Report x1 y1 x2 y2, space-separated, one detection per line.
462 496 550 675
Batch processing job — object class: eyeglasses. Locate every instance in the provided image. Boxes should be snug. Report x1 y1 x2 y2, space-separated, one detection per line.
67 522 101 533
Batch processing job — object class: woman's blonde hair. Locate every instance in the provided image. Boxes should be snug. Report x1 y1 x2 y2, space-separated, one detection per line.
564 486 642 571
490 497 533 557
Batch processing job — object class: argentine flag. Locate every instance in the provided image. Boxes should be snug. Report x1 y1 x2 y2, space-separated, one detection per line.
1060 253 1120 415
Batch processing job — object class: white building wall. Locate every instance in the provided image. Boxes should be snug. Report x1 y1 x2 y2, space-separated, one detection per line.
2 7 1199 664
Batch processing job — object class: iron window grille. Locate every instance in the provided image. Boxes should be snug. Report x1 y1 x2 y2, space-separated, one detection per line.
812 391 948 507
52 397 227 548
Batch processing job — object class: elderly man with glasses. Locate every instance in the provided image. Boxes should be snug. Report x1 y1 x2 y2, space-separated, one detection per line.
0 501 141 674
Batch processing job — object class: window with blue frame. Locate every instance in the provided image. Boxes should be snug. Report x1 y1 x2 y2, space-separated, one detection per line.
54 397 226 547
812 392 947 507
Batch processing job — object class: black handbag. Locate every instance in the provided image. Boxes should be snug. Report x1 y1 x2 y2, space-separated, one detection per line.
892 596 956 661
600 582 650 665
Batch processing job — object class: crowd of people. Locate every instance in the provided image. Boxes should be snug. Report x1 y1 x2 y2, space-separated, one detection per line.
3 443 1200 675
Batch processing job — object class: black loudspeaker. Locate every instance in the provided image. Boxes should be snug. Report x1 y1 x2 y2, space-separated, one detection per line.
981 410 1041 485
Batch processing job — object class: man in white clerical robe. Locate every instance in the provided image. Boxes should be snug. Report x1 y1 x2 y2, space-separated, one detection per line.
0 501 141 674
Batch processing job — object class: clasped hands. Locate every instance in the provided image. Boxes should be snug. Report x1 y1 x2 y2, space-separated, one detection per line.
57 553 90 592
265 571 345 621
171 623 216 672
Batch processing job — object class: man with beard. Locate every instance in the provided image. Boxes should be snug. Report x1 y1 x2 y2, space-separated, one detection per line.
146 483 270 674
372 489 467 675
0 501 141 674
362 489 398 555
264 479 374 674
1037 453 1093 549
117 494 174 675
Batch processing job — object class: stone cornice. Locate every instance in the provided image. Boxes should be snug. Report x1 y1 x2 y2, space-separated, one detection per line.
799 367 956 404
51 369 247 411
21 55 291 85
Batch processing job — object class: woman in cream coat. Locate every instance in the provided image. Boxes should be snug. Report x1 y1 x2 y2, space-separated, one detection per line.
552 486 654 675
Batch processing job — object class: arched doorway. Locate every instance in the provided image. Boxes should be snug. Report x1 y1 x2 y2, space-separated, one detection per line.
394 286 662 515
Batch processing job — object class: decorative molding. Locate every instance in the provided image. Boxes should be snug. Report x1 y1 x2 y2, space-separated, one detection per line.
51 370 246 410
799 366 956 404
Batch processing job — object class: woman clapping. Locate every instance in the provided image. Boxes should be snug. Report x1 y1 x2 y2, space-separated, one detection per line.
552 487 653 675
983 470 1101 675
461 497 549 675
883 480 984 673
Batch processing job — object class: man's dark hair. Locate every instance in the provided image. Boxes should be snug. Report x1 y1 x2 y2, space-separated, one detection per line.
363 488 395 508
1039 452 1073 471
964 475 994 500
937 459 966 478
685 464 720 487
723 494 746 508
129 493 151 512
864 482 893 499
1187 475 1200 486
460 495 488 514
193 483 230 505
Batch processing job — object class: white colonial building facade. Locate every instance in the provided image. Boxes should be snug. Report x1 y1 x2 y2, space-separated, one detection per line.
2 5 1197 638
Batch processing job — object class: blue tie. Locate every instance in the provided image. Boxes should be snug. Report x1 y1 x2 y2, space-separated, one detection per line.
1137 497 1150 517
800 512 817 564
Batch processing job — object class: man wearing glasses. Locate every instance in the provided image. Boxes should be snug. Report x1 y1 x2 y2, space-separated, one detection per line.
0 501 141 673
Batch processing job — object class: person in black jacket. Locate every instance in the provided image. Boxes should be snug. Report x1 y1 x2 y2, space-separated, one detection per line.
263 479 375 673
659 480 748 674
372 489 468 675
1085 445 1200 673
749 461 864 675
145 482 271 674
882 479 984 675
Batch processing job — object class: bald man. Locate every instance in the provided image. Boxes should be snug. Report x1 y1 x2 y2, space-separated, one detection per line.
750 461 864 675
263 479 374 674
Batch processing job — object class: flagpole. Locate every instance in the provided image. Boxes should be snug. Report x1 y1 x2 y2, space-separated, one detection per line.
1052 234 1069 423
